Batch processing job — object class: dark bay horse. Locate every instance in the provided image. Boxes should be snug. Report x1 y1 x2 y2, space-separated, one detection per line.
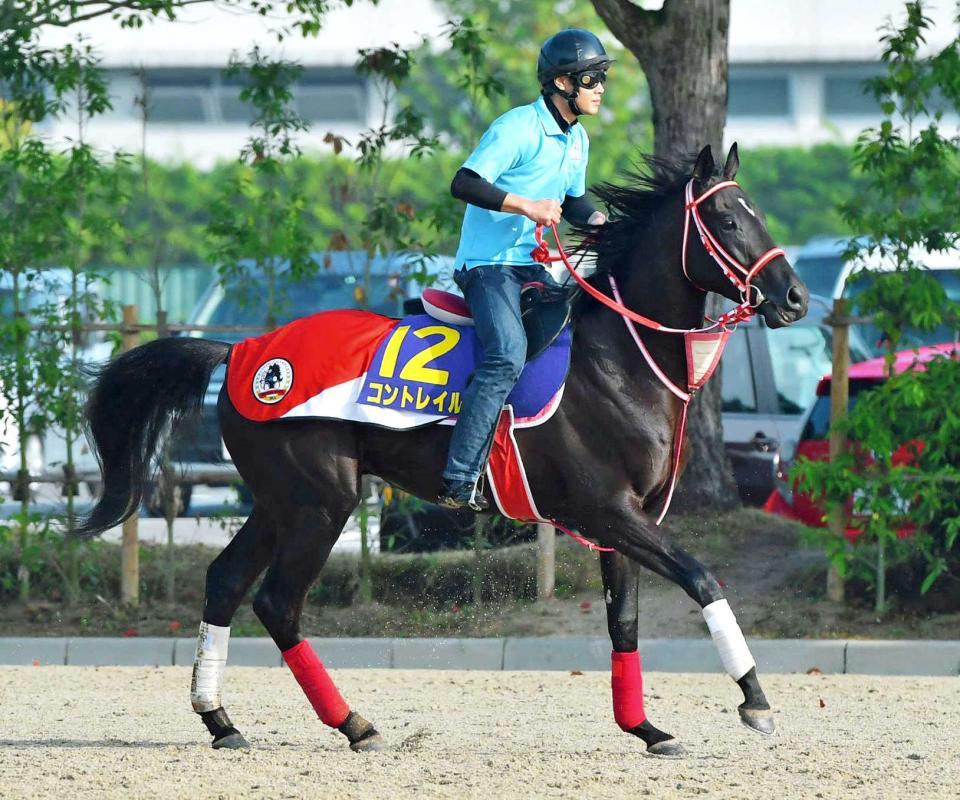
76 144 808 757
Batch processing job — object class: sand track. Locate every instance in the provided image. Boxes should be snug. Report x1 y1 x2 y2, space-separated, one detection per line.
1 667 955 799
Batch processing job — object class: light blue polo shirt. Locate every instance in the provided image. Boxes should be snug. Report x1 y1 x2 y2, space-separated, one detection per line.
453 95 589 269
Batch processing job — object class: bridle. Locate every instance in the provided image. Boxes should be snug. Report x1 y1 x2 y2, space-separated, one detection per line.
681 179 785 310
530 177 786 530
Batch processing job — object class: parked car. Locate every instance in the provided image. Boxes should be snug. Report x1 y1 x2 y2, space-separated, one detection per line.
719 293 873 505
765 342 959 535
792 236 960 353
162 251 452 516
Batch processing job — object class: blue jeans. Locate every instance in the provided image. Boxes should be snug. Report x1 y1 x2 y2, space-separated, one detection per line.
443 263 557 484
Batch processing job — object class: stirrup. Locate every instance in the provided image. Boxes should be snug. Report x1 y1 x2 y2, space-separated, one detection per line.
438 478 489 512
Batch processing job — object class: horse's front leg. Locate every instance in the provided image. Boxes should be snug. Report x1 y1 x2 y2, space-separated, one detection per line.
600 550 686 757
587 503 774 736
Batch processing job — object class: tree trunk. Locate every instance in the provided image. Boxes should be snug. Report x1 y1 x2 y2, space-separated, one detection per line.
591 0 739 511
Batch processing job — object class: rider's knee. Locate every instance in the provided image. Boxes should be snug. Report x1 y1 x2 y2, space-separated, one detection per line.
484 346 525 381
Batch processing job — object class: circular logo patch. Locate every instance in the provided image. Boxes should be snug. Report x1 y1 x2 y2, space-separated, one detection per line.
252 358 294 404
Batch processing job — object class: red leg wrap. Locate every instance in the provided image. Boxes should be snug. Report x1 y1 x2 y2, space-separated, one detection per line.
611 650 646 730
282 640 351 728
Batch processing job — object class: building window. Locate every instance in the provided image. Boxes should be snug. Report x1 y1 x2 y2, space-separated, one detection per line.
823 76 880 116
728 76 791 117
296 84 366 123
144 69 215 123
219 93 256 123
129 68 367 126
149 90 209 123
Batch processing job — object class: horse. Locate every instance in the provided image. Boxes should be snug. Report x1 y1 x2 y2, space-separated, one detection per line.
75 143 809 758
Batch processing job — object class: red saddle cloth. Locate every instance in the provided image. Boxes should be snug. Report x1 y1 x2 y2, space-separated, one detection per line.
227 310 397 423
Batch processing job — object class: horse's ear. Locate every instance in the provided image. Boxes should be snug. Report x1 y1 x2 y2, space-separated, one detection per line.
723 142 740 180
692 145 715 182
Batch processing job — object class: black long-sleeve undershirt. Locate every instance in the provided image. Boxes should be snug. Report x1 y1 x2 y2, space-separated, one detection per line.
450 167 507 212
559 192 598 226
449 167 599 224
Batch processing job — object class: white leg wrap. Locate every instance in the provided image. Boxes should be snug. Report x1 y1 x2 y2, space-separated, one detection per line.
702 599 755 681
190 622 230 713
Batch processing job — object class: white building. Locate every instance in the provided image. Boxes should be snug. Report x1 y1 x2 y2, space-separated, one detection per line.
726 0 959 147
35 0 960 164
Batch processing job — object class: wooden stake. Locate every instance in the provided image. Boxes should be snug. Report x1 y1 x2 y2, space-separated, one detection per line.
536 523 555 600
120 305 140 607
827 298 850 603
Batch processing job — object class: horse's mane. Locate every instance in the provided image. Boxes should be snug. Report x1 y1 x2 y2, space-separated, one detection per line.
569 152 699 285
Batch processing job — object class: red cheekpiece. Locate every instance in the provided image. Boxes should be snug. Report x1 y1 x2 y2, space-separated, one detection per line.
611 650 646 730
282 640 351 728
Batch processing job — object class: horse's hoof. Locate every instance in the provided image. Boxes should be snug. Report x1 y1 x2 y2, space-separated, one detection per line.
212 731 250 750
350 733 388 753
738 706 776 736
647 739 687 758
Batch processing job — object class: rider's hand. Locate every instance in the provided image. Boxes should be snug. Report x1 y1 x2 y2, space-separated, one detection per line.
522 198 563 226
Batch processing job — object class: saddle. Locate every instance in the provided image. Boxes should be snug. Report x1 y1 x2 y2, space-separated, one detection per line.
404 282 578 361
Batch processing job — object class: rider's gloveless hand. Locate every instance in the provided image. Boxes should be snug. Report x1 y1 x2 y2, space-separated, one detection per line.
523 198 563 226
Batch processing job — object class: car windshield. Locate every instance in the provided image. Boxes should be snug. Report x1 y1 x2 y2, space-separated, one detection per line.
800 380 883 440
792 254 843 299
767 321 874 415
846 268 960 352
202 273 406 341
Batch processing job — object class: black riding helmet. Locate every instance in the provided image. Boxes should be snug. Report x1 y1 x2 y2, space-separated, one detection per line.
538 29 614 115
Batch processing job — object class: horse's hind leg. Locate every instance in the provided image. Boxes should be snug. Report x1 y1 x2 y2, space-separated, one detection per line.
252 493 386 753
600 551 686 758
191 508 276 749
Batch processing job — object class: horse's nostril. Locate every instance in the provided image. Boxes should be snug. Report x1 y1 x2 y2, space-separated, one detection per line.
786 283 807 311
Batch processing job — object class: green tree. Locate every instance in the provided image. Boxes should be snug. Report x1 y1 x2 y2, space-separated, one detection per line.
7 0 367 31
792 1 960 613
0 40 120 602
206 47 319 328
40 44 122 605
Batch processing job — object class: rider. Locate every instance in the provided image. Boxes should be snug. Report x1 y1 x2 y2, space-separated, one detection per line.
438 28 612 511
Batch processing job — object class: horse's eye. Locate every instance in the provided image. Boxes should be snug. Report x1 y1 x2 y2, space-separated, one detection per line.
720 218 737 231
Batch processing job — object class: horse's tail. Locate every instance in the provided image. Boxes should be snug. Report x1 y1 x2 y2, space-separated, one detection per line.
74 337 231 537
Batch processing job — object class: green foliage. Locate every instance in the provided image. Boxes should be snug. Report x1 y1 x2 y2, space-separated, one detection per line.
792 354 960 604
43 140 857 274
793 1 960 613
0 32 125 604
737 144 862 244
3 2 374 48
0 510 106 600
206 48 320 327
